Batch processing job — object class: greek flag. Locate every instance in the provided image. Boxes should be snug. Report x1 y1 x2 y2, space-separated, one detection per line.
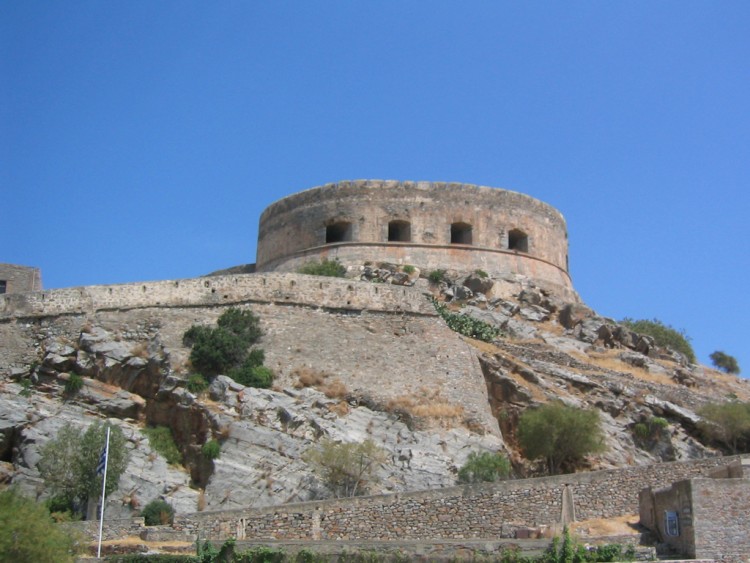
96 447 107 476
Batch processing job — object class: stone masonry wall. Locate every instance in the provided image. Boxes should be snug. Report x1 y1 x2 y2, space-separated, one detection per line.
0 272 432 320
0 263 42 294
255 181 574 296
691 478 750 561
172 456 741 542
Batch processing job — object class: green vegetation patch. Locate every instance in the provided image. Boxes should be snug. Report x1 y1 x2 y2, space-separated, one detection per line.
143 426 183 465
433 299 501 342
620 317 695 364
297 258 346 277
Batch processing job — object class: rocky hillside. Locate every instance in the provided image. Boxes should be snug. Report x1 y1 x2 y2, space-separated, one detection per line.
0 267 747 521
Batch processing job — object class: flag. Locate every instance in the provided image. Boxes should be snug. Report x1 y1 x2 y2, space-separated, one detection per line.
96 447 107 476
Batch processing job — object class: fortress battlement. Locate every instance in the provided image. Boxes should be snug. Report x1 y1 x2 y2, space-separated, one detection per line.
256 180 574 297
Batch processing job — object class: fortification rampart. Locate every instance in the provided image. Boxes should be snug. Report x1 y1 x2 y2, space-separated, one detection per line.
256 181 574 297
78 456 741 544
0 272 434 320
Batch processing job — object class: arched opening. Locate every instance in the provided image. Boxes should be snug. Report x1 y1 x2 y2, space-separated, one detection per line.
508 229 528 252
450 222 473 245
388 220 411 242
326 222 352 244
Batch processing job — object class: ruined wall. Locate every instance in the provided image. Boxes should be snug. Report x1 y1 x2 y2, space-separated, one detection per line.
171 456 741 542
0 263 42 294
256 181 573 297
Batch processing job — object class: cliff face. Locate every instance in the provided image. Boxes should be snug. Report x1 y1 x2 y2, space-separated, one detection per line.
0 269 747 521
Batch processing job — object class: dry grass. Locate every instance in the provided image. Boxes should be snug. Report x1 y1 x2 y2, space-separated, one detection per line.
569 514 640 537
385 387 464 427
574 349 677 386
292 367 349 399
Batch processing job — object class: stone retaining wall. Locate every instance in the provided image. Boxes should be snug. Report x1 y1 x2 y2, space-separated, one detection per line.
171 456 741 542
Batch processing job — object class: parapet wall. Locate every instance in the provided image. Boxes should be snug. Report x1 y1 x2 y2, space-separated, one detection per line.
0 272 433 320
172 455 741 542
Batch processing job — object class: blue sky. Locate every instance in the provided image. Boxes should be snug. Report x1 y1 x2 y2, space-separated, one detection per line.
2 2 748 375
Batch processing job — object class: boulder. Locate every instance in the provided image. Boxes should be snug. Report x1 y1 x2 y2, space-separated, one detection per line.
558 303 595 329
463 273 494 295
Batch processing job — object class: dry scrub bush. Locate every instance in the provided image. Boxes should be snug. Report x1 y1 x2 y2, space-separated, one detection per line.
131 341 150 359
323 379 348 399
293 367 328 388
328 401 350 417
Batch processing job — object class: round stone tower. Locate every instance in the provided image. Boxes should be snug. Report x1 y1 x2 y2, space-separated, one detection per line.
256 180 574 297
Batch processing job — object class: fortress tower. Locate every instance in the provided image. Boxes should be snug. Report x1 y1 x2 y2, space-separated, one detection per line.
256 180 575 297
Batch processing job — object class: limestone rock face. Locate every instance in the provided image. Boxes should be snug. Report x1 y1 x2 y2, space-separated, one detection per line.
0 270 748 523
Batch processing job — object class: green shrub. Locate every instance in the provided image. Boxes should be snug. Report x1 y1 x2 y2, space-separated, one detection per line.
402 265 415 274
143 426 183 465
64 373 84 395
202 439 221 460
186 374 208 394
184 308 272 389
229 362 274 389
699 401 750 454
428 269 446 284
518 401 605 475
634 416 669 443
233 545 286 562
141 499 175 526
297 259 346 278
433 299 501 342
20 378 32 397
710 350 741 374
620 317 696 363
0 488 79 562
458 451 511 483
474 269 488 278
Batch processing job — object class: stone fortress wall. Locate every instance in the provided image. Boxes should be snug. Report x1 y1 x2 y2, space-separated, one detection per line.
256 181 574 298
0 272 501 436
0 263 42 295
0 272 432 321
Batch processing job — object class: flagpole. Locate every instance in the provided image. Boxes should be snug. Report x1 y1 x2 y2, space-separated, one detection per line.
97 426 111 559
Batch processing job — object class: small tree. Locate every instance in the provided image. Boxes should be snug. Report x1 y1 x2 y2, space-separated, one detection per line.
0 488 79 562
303 439 387 497
709 351 741 374
699 401 750 454
457 451 511 483
38 422 130 519
518 401 605 475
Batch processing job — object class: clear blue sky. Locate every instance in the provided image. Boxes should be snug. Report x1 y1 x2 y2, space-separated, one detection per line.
2 2 748 375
